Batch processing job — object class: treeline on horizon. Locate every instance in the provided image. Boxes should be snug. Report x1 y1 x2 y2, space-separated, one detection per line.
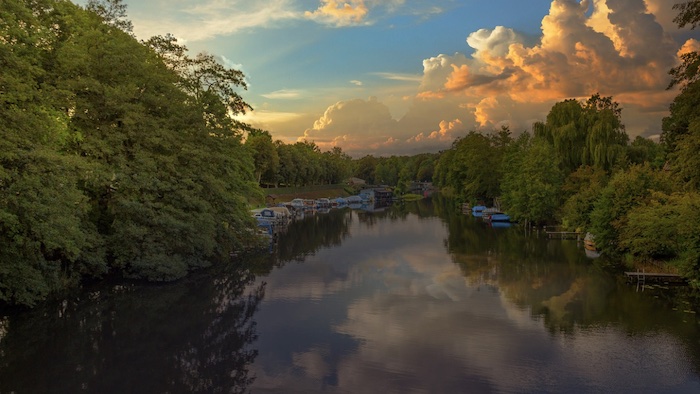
2 0 699 308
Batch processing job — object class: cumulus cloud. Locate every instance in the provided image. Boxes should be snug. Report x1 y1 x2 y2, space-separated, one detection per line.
411 0 681 141
301 96 478 156
408 119 466 143
288 0 687 155
304 0 369 27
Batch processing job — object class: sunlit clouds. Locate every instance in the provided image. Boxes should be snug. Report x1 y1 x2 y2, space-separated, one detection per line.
294 0 690 156
304 0 369 27
90 0 699 157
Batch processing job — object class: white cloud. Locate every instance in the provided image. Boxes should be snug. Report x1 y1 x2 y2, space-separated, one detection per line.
261 89 305 99
129 0 301 42
373 72 423 83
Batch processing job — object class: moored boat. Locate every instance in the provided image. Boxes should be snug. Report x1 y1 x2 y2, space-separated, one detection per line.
584 232 597 251
489 213 510 222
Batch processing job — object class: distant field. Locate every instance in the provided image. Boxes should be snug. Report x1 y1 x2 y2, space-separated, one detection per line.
262 184 354 202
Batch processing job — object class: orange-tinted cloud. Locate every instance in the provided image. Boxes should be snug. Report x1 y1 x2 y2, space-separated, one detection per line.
413 0 681 138
292 0 688 156
305 0 369 27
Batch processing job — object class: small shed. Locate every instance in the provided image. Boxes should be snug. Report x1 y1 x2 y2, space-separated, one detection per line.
346 177 366 186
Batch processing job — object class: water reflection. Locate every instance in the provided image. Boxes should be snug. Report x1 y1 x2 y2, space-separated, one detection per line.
249 196 700 393
0 264 262 393
1 197 699 393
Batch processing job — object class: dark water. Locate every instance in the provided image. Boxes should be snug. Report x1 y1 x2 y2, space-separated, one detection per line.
1 197 699 393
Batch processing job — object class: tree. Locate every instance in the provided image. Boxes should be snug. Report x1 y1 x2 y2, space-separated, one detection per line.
501 135 563 224
354 155 378 184
588 165 674 256
321 147 353 185
559 166 608 232
245 129 279 184
627 136 665 168
620 192 697 261
143 34 252 134
0 0 108 306
1 0 262 305
535 94 628 173
86 0 133 34
673 1 700 30
669 121 700 189
663 1 700 152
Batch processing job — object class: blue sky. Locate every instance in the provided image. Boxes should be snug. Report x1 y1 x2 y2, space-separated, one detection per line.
74 0 698 157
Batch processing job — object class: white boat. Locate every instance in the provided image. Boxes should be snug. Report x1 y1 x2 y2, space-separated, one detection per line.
291 198 305 209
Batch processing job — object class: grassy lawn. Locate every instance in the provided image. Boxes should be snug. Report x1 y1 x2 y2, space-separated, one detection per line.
262 184 355 202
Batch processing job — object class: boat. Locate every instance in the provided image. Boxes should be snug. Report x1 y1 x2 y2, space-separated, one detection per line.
316 198 331 208
333 197 348 207
290 198 305 209
489 213 511 222
481 207 500 221
347 195 363 204
584 233 597 251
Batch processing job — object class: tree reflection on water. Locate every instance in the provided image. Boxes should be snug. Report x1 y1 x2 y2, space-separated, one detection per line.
0 262 263 393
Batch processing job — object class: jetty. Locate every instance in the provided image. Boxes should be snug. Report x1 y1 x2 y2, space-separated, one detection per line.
625 271 686 291
545 231 582 240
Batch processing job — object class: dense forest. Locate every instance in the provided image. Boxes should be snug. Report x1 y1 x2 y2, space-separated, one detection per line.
2 0 700 307
0 0 270 306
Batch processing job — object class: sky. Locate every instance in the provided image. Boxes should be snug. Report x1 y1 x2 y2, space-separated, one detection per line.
75 0 699 157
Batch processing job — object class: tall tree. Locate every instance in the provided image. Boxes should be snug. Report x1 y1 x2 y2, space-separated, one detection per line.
535 94 628 173
245 129 279 184
501 134 563 224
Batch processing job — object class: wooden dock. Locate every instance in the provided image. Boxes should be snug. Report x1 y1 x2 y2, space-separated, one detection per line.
625 271 686 286
545 231 582 240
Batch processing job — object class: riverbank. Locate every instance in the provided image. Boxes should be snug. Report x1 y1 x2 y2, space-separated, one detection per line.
262 184 354 203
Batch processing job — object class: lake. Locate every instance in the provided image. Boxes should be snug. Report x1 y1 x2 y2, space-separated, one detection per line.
1 197 699 393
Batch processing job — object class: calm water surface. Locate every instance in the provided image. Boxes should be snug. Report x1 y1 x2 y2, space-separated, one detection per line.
1 197 699 393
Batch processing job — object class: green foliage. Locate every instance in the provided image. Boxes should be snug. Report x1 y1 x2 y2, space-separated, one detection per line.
669 119 700 189
354 155 378 184
588 165 674 256
663 1 700 152
627 136 665 168
321 147 354 185
245 129 279 184
673 1 700 30
535 94 628 173
559 166 608 232
619 192 698 261
501 134 563 224
0 0 261 306
434 128 511 203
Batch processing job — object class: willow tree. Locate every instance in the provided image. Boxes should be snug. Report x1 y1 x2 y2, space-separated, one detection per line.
534 94 628 174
